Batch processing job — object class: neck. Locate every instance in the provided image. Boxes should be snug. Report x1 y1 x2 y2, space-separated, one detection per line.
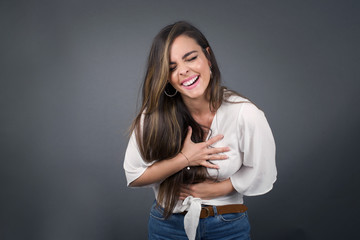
182 95 211 115
182 95 215 128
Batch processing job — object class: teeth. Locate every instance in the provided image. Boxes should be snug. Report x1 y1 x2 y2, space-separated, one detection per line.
183 76 198 86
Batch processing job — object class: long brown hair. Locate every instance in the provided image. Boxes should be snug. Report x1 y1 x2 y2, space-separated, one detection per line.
131 21 230 217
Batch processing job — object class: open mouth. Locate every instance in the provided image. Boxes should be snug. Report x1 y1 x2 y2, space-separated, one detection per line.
182 75 199 87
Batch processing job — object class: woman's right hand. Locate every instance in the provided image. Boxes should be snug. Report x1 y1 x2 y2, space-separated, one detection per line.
181 127 230 169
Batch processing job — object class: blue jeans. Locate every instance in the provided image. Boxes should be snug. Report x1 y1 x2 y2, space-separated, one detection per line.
148 201 251 240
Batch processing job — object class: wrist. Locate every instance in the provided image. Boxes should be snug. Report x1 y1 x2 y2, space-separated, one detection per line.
180 151 191 170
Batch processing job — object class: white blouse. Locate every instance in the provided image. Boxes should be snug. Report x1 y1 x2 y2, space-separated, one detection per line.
123 95 277 240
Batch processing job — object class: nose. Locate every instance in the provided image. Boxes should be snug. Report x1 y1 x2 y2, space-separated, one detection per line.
178 65 189 76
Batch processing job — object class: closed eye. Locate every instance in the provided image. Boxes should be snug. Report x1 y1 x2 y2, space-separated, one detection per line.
169 55 197 72
187 55 198 61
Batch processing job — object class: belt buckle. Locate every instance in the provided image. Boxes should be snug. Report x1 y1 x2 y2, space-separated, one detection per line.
202 207 210 218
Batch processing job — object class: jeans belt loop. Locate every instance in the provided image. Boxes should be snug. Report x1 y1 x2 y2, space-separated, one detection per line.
212 205 218 216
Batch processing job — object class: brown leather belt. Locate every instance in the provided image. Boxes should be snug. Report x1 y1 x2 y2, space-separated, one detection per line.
182 204 248 219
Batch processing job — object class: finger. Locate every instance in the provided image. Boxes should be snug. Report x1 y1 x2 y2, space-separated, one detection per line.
179 187 188 193
179 192 188 198
201 161 220 169
208 147 230 155
207 154 229 161
179 195 187 200
180 187 192 195
206 134 224 146
179 192 191 200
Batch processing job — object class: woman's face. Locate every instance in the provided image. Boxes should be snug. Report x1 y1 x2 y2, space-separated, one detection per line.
168 35 211 102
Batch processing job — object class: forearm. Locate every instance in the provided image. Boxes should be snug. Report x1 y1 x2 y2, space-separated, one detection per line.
180 178 235 200
205 179 235 199
214 179 235 197
129 153 188 187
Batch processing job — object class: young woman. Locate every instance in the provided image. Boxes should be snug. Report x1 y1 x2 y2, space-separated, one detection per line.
124 21 277 240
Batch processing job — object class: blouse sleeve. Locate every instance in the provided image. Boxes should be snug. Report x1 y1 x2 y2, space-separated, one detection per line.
230 103 277 196
123 130 156 188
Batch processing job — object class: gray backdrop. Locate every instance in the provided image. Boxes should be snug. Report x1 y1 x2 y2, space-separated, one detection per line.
1 0 359 239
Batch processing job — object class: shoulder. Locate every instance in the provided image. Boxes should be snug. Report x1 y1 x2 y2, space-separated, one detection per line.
215 91 255 127
223 90 249 103
220 90 253 114
220 91 266 126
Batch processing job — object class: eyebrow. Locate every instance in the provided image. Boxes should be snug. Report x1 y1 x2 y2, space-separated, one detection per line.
170 50 198 65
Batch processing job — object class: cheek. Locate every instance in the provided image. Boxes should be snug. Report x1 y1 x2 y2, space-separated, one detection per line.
196 59 210 74
193 61 203 70
169 74 178 87
198 64 210 79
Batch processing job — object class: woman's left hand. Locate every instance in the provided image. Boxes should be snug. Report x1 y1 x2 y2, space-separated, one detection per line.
179 179 235 200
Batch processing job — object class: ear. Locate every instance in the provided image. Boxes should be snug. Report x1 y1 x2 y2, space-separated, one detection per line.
206 47 210 55
206 47 211 66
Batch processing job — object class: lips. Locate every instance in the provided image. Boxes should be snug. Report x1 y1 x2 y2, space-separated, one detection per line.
181 75 199 88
